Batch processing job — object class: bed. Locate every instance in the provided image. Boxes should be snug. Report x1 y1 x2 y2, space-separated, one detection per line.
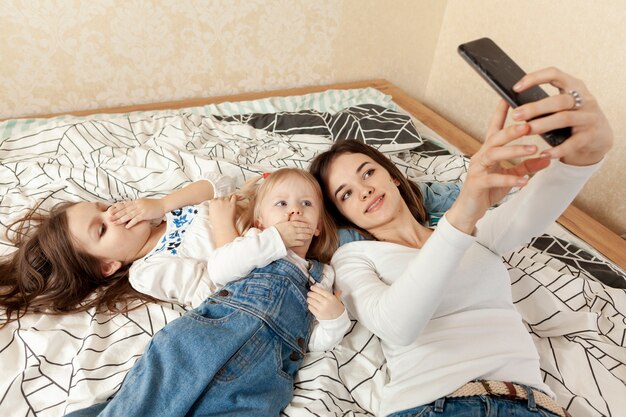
1 80 625 417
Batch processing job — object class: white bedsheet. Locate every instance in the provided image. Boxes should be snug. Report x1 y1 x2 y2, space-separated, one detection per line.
0 107 624 417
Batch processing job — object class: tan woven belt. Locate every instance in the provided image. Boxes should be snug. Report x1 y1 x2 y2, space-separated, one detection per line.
448 381 571 417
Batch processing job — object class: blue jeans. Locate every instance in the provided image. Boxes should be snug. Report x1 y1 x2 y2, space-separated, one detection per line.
387 395 561 417
66 258 323 417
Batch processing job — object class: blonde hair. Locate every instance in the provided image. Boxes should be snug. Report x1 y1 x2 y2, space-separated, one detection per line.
233 168 338 264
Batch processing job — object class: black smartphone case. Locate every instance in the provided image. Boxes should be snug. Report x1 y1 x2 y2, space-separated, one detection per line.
458 37 571 146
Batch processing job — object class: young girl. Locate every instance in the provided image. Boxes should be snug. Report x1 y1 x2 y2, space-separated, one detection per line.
0 173 235 323
65 168 351 417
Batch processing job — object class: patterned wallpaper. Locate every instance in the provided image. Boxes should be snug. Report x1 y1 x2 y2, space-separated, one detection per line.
1 0 623 235
1 0 345 117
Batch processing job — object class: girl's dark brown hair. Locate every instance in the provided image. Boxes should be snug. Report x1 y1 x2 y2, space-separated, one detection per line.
0 202 156 326
309 140 428 238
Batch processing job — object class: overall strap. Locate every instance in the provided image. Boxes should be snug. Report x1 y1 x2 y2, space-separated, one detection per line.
210 258 316 354
308 260 325 283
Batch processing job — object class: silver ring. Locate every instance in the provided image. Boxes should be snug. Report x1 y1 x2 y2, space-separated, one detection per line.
568 90 582 109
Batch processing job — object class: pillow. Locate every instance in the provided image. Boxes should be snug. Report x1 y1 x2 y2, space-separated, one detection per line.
217 104 424 151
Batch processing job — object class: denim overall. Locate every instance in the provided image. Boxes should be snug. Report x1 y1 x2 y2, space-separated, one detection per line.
66 258 324 417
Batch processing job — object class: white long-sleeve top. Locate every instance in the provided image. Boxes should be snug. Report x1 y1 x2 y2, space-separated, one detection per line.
205 227 350 351
129 191 350 351
331 159 602 417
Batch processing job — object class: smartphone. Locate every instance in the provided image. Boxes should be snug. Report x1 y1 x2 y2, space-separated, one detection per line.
458 37 571 146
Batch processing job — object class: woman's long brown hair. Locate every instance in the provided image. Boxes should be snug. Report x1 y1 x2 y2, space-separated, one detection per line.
0 202 156 326
309 140 428 238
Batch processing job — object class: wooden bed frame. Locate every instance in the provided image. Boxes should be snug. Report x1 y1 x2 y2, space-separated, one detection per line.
11 80 626 271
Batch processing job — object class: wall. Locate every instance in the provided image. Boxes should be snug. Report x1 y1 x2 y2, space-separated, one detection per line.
425 0 626 235
1 0 624 235
334 1 446 101
0 0 445 117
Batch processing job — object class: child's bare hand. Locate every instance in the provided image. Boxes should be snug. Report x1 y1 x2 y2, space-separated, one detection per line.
307 285 345 320
208 195 238 226
274 221 314 248
109 198 165 228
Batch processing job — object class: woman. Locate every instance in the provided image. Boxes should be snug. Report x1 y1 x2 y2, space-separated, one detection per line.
309 67 612 417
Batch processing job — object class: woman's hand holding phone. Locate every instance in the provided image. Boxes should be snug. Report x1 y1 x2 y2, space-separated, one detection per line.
446 101 551 235
449 39 613 235
511 67 613 166
447 65 613 235
458 38 612 165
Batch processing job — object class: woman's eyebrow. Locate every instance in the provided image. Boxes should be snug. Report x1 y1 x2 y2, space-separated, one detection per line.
333 161 371 200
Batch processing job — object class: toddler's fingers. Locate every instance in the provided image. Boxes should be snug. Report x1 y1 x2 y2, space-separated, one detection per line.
287 225 311 235
307 292 324 304
309 285 332 298
290 220 312 229
294 227 313 236
296 232 313 241
307 297 324 312
308 293 331 309
309 283 328 293
307 305 320 316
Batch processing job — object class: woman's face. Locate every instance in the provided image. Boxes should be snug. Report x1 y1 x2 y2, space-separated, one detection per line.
325 152 403 232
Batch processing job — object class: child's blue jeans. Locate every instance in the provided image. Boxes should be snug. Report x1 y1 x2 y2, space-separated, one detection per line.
65 258 323 417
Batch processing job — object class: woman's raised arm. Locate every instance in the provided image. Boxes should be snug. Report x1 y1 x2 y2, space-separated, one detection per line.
446 67 612 238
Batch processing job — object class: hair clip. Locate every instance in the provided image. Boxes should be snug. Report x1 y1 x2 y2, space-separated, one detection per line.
261 172 271 179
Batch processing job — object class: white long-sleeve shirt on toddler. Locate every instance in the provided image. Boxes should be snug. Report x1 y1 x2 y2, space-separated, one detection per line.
209 227 350 352
128 188 350 351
